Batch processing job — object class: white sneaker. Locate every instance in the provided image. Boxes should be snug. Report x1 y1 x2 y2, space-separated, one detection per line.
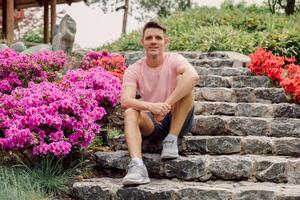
161 139 179 160
122 160 150 186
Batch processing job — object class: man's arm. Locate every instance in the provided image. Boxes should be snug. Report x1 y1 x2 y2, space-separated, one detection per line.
165 64 199 106
121 86 171 115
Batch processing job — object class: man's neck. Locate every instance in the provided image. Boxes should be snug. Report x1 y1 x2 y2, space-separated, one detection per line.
146 53 164 68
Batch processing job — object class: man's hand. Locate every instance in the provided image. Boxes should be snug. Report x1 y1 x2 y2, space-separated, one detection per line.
148 102 171 124
149 102 171 116
153 114 165 124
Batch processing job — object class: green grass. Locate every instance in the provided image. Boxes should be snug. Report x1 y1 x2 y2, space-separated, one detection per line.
0 155 88 200
0 167 52 200
21 156 76 193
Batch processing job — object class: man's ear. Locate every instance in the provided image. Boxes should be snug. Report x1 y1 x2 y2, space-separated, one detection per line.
140 38 144 47
165 36 169 46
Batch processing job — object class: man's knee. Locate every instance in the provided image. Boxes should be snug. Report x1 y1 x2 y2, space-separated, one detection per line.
173 92 193 107
124 108 140 122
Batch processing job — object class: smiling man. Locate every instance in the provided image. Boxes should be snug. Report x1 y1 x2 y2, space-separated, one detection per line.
121 21 199 186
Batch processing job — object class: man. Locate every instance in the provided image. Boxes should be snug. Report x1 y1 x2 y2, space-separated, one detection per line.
121 21 199 186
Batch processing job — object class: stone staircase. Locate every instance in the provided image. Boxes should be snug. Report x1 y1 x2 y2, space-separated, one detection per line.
72 52 300 200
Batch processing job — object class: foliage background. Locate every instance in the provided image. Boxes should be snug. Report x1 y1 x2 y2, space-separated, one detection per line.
99 2 300 62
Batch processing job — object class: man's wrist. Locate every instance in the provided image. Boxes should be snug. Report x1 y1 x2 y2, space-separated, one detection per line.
164 99 173 106
145 102 153 111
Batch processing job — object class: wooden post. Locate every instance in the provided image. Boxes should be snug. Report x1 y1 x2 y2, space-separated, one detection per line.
122 0 129 35
51 0 57 42
6 0 14 46
44 0 49 44
1 1 7 40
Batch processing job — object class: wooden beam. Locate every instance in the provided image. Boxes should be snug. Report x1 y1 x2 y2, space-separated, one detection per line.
1 0 7 39
51 0 57 42
3 0 84 9
6 0 14 46
44 0 49 43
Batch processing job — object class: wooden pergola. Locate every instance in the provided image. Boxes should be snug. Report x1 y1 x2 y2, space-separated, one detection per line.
0 0 84 46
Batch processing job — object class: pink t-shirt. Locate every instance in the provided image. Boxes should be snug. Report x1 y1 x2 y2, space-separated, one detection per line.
122 52 192 103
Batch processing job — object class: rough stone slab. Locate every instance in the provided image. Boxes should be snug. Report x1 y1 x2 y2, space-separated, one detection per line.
183 136 241 155
273 138 300 157
195 101 236 116
270 118 300 138
191 115 300 138
198 75 230 88
195 87 288 103
189 58 234 68
178 51 231 60
73 178 300 200
208 155 253 180
194 102 300 118
197 75 272 88
273 103 300 118
254 156 288 183
94 151 300 183
241 136 273 155
212 51 251 67
254 88 288 103
110 135 300 157
195 66 251 76
227 76 272 88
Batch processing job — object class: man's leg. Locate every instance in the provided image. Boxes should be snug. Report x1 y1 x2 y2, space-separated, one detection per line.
122 108 154 185
169 91 194 136
124 108 155 159
161 76 194 159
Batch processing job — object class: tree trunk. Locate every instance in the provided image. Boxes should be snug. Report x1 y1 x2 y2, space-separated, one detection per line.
122 0 129 35
285 0 296 15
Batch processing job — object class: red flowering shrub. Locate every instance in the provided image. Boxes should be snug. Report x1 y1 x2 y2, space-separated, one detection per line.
80 51 127 81
248 48 300 103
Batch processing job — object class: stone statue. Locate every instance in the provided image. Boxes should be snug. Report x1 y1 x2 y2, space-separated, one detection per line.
52 14 76 54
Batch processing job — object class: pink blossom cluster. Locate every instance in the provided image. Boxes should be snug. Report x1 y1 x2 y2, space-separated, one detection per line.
0 49 67 94
80 50 127 81
80 51 126 70
0 67 121 156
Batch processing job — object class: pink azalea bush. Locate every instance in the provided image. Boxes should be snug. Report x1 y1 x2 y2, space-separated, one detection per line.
0 67 121 156
0 49 66 94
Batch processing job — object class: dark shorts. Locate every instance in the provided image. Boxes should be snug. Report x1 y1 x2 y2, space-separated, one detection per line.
143 106 194 141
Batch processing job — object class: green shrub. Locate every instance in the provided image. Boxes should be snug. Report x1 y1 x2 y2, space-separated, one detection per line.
23 30 43 43
99 2 300 61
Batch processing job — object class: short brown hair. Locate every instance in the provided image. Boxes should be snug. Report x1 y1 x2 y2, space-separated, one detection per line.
142 21 167 36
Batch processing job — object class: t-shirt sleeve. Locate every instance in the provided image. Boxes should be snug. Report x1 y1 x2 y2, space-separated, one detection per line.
122 65 138 88
172 54 193 75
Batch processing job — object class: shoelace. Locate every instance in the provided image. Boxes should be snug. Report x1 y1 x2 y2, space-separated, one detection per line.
163 140 176 148
126 162 147 178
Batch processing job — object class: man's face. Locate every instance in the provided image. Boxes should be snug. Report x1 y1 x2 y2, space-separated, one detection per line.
141 28 168 56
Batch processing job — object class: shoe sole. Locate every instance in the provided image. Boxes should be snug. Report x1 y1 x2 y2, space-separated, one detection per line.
122 178 150 186
161 153 179 160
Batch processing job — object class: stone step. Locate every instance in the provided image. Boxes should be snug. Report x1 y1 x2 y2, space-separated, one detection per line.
194 102 300 118
189 58 235 68
192 115 300 138
195 87 288 103
197 75 272 88
94 151 300 184
180 51 231 60
109 135 300 157
73 178 300 200
195 66 251 76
